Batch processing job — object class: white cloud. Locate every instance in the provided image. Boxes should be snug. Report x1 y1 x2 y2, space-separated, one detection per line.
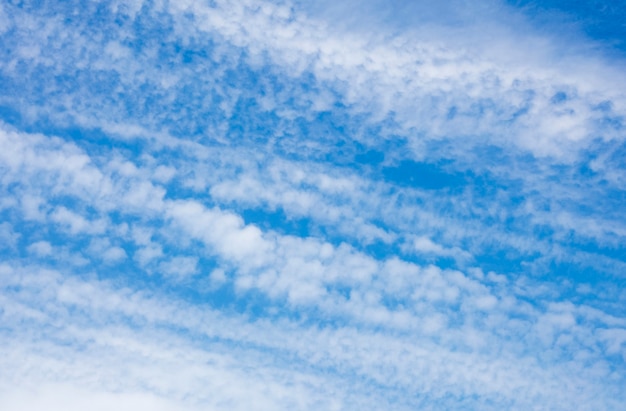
0 222 19 250
159 256 199 278
1 261 624 410
0 1 625 409
102 246 127 263
135 244 164 267
0 385 187 411
408 235 473 263
50 206 106 235
207 268 227 289
164 0 626 159
87 238 127 263
27 241 52 257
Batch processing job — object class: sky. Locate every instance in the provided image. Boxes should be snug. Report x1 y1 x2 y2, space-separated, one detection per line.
0 0 625 410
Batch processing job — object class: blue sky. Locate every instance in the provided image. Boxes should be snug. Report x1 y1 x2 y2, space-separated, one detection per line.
1 0 625 409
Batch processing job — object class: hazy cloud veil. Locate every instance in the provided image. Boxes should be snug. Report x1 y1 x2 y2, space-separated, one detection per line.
1 0 625 410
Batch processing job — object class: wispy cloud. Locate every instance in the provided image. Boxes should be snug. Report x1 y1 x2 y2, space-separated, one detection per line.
0 0 625 409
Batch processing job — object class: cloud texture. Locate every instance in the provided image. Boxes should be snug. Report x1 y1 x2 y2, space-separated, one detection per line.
0 0 625 409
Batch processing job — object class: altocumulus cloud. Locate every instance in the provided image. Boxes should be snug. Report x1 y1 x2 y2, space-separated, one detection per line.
1 0 626 410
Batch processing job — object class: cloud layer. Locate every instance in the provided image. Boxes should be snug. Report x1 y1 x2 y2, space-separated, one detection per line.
0 0 625 410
